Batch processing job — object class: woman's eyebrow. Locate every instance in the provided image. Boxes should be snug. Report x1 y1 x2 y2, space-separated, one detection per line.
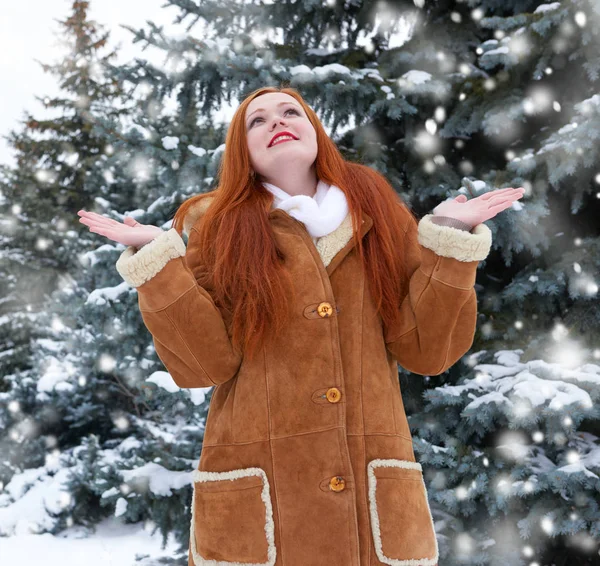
246 102 300 123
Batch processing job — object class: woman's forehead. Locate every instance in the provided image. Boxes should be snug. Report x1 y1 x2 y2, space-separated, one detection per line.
246 94 298 114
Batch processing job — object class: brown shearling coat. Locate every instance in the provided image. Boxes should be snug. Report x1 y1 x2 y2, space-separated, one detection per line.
115 196 492 566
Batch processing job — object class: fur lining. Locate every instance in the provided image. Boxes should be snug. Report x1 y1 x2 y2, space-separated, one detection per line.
115 228 186 287
316 212 355 267
190 467 277 566
367 458 439 566
183 196 215 237
417 214 492 262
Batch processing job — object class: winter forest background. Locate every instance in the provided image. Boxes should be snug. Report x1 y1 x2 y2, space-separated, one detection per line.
1 0 599 565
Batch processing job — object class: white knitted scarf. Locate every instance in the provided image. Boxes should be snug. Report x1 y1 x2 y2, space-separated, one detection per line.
262 179 349 242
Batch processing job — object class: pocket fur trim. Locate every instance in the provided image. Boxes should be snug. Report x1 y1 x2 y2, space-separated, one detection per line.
190 466 277 566
367 458 439 566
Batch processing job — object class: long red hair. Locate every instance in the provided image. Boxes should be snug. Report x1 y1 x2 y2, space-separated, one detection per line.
171 86 418 362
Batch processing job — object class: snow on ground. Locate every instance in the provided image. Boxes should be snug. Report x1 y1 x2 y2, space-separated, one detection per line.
0 516 185 565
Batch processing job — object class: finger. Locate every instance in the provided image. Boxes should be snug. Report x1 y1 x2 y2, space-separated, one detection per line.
480 188 522 200
79 218 124 233
78 210 109 220
487 192 525 205
88 226 122 243
77 211 114 225
87 226 106 235
78 216 105 228
78 210 123 227
488 202 516 214
81 220 110 232
100 229 127 243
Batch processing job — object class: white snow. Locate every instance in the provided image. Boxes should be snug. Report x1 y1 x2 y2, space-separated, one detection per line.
188 144 206 157
484 46 510 56
534 3 561 13
481 39 498 47
161 136 180 150
1 465 79 536
146 370 181 393
557 122 578 135
286 61 386 85
120 462 192 496
0 517 182 565
146 370 212 404
87 281 131 305
458 180 487 195
312 63 352 78
115 497 128 517
34 338 63 353
578 93 600 108
94 196 111 209
470 180 487 193
401 70 432 84
436 351 600 478
189 387 212 405
37 356 77 393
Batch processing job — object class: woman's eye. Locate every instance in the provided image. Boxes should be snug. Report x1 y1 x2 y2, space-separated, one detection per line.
250 108 298 127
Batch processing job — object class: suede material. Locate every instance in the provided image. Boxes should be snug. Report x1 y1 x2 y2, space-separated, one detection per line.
368 461 438 565
117 197 489 566
192 473 271 563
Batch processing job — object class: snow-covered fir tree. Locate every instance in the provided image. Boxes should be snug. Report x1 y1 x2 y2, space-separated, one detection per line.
1 0 598 565
1 0 231 560
0 0 147 541
0 0 136 389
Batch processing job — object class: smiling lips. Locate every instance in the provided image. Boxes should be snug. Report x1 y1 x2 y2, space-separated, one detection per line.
269 132 298 147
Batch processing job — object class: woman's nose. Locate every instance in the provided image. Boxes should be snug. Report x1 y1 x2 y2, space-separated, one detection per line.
270 117 286 129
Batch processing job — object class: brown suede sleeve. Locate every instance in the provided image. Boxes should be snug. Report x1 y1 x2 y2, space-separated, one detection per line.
383 213 486 376
117 227 242 388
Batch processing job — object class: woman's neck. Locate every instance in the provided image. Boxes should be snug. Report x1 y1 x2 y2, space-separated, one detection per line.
260 168 318 198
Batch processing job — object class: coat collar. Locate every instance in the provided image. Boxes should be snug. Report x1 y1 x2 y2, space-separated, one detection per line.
182 196 373 276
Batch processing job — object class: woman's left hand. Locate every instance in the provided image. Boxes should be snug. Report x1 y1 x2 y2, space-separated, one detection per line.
433 187 525 226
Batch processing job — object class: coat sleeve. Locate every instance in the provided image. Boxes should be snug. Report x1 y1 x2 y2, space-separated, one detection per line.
115 226 242 388
384 212 492 376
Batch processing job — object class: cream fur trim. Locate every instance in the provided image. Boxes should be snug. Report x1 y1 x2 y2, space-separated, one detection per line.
184 197 214 237
417 214 492 262
367 458 439 566
315 212 356 267
115 228 186 287
190 467 277 566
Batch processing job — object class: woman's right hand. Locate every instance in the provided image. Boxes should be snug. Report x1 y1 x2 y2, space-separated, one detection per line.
77 209 165 248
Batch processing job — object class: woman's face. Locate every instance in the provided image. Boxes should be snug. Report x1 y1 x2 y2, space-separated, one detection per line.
245 92 318 181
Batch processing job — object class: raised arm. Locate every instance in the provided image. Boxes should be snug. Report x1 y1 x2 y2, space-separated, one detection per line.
384 211 492 376
115 226 242 388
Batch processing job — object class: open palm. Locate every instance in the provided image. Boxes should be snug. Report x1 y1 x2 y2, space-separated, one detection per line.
433 187 525 226
77 209 164 248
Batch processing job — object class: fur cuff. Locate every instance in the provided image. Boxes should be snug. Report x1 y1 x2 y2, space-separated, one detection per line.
417 214 492 262
115 228 186 287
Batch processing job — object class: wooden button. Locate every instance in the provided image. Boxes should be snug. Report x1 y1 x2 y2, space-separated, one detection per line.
317 302 333 317
326 387 341 403
329 476 346 492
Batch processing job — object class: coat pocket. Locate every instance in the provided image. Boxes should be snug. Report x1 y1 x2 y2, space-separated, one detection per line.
367 458 439 566
190 466 277 566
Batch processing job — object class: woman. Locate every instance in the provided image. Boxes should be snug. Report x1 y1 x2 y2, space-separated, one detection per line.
78 86 524 566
